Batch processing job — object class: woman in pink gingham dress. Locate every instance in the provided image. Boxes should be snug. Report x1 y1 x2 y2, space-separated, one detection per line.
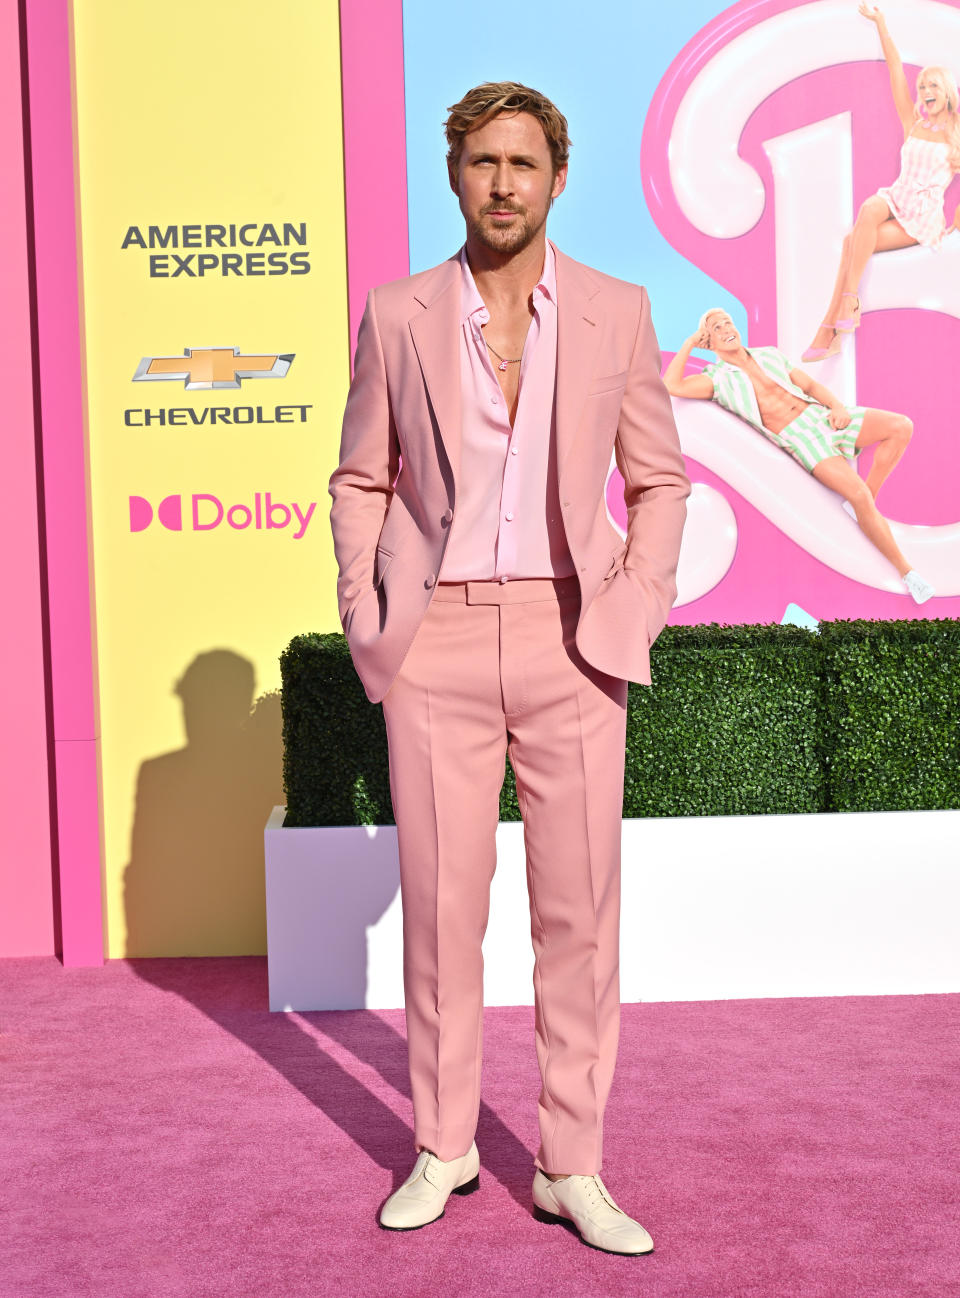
803 4 960 363
878 132 954 249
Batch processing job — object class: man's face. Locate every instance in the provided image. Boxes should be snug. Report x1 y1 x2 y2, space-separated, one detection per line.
449 111 567 255
704 312 741 354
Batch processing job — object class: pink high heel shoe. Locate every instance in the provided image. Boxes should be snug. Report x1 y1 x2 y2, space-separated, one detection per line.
801 330 842 363
834 292 861 333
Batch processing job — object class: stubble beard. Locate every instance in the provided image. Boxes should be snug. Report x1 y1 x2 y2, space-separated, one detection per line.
468 205 545 255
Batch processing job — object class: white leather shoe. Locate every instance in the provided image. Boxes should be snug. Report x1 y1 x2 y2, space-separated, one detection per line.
532 1170 654 1255
379 1142 480 1230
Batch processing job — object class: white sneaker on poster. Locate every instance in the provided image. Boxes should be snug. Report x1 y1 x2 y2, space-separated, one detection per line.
903 570 935 605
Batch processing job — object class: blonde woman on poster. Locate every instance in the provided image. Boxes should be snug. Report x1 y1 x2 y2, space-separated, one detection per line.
802 2 960 362
666 309 935 603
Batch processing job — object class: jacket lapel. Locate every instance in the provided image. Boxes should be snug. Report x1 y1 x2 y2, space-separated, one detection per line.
555 247 604 480
407 246 605 494
409 257 462 491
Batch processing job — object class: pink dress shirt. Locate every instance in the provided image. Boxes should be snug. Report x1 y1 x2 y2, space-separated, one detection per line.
439 239 575 582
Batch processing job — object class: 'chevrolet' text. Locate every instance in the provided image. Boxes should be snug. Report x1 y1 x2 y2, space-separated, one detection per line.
124 404 312 426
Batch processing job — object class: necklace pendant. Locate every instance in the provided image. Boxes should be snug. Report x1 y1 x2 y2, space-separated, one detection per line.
498 359 508 371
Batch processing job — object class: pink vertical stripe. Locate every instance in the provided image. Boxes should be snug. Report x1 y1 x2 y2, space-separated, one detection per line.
0 1 55 956
339 0 410 364
24 0 104 966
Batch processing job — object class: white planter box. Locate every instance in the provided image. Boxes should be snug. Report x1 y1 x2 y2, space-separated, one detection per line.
264 805 960 1012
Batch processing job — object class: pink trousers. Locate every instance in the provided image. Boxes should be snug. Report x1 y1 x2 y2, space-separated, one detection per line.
380 574 628 1174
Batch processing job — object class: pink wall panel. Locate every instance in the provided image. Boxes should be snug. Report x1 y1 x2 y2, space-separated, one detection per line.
23 0 104 965
339 0 409 362
0 0 56 956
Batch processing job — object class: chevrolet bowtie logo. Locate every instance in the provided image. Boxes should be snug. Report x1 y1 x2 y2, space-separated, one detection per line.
132 347 294 390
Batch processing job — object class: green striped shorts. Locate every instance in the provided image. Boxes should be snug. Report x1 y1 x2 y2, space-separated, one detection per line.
773 403 866 472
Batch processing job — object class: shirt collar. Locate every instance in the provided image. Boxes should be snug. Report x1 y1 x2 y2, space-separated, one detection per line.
713 347 756 372
458 238 557 325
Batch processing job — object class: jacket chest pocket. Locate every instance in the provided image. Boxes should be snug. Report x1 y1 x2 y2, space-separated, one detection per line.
587 371 628 399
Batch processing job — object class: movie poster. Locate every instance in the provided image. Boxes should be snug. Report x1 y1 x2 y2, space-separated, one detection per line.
404 0 960 625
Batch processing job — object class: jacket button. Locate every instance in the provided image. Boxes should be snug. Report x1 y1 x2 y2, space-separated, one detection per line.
441 507 453 525
425 573 437 589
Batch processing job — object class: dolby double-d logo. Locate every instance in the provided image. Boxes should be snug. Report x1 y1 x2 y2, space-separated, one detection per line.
130 492 315 539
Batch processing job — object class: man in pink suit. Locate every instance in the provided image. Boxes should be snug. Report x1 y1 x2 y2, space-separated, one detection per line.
329 82 689 1254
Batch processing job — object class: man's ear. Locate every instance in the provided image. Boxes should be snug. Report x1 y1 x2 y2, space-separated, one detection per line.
551 163 568 201
447 161 460 198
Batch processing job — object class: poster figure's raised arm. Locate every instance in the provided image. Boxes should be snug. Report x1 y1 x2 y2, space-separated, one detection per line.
859 3 914 134
662 324 716 401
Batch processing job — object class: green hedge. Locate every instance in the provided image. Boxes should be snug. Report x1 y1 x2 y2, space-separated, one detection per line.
622 624 825 817
279 618 960 826
820 618 960 812
280 632 393 828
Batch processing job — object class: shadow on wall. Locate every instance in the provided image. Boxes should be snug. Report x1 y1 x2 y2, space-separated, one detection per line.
123 649 284 956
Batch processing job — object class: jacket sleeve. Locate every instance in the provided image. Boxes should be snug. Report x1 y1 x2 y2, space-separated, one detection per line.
328 288 401 629
615 287 691 644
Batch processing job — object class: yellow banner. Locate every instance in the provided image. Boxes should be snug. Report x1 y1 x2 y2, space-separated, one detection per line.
72 0 347 955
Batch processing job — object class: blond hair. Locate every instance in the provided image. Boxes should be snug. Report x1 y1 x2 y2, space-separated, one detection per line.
697 307 731 347
698 307 728 334
444 82 571 174
915 66 960 172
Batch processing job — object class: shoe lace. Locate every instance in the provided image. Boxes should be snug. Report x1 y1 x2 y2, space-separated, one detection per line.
419 1151 443 1188
575 1175 606 1212
588 1175 622 1215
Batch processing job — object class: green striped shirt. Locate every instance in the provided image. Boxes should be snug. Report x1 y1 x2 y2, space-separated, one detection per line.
704 347 815 434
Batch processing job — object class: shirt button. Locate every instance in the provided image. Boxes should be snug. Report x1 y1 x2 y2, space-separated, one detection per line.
505 512 514 521
510 447 518 455
562 500 570 507
441 507 453 525
491 396 498 405
425 573 436 589
499 575 508 584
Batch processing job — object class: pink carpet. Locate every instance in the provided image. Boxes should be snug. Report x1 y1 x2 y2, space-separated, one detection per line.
1 957 957 1297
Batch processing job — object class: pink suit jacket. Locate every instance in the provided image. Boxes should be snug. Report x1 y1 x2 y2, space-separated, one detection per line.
329 245 691 704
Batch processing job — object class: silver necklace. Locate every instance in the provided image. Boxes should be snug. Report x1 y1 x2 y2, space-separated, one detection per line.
484 339 522 372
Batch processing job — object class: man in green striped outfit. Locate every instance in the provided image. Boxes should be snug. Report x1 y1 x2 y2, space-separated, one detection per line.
663 308 934 604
